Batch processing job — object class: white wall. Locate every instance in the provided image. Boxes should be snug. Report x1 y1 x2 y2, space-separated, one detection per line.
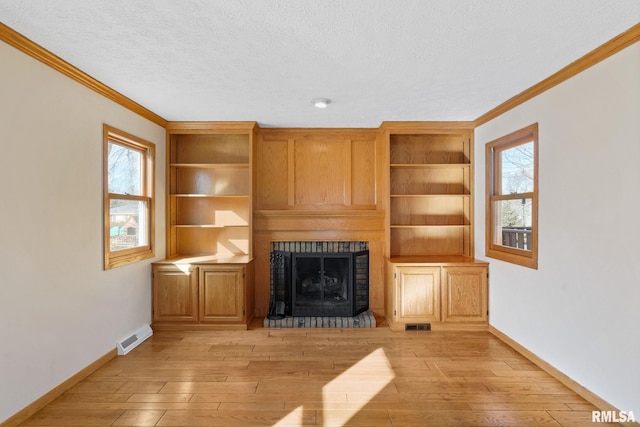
0 42 166 422
475 42 640 414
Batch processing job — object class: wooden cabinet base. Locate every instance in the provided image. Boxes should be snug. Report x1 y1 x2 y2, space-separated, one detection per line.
386 321 490 332
152 256 254 330
386 257 488 331
151 322 253 331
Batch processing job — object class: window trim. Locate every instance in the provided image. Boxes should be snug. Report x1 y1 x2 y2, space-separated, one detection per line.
485 123 538 269
103 125 155 269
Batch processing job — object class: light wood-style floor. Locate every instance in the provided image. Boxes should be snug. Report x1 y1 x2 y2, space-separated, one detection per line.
19 320 611 426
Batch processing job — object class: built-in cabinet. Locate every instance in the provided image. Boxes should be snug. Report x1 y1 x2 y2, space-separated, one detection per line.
152 264 198 323
391 264 441 323
382 122 488 330
152 257 254 329
199 265 246 323
442 265 488 323
386 259 488 330
151 121 487 330
152 122 257 330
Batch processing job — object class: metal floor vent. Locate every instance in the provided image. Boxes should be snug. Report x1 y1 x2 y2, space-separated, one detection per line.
117 324 153 355
405 323 431 331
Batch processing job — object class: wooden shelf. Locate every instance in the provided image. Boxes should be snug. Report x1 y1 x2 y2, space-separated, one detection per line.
389 255 482 264
155 254 253 265
387 129 473 258
169 133 250 164
170 194 250 198
170 166 250 197
389 133 470 165
389 194 471 199
170 196 249 229
390 226 470 257
390 164 470 197
170 163 249 169
171 225 248 228
390 163 470 168
390 224 470 228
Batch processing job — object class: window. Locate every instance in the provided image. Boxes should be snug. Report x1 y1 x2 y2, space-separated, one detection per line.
103 125 155 269
486 123 538 269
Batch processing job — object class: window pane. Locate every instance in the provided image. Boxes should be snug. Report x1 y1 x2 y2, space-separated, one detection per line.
500 141 534 195
109 199 148 251
494 198 532 251
108 142 142 195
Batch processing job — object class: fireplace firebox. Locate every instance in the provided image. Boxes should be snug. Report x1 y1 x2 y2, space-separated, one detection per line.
269 242 369 318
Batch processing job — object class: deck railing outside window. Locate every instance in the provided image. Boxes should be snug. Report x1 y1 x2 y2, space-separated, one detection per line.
502 227 532 250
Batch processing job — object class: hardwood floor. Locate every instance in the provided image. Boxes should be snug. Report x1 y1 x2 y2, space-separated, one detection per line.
19 320 612 426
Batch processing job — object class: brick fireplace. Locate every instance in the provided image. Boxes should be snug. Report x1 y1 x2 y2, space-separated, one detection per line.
268 241 370 320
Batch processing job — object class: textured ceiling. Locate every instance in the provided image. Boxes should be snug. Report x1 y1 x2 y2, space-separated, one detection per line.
1 1 638 127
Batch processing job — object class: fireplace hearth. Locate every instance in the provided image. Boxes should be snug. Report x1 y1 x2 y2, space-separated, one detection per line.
268 241 369 320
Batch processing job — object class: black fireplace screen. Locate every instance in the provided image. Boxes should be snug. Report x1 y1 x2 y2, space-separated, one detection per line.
269 249 369 318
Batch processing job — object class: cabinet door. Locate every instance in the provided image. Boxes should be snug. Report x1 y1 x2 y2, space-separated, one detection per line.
395 266 441 323
152 265 198 322
442 266 488 322
199 266 244 322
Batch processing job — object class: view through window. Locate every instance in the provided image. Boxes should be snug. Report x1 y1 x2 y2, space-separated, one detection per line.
103 125 155 269
486 123 538 269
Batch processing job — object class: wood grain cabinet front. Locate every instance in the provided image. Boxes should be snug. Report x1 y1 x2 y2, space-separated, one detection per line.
199 265 245 323
386 259 488 330
394 266 441 324
152 257 254 330
442 266 488 323
152 264 198 323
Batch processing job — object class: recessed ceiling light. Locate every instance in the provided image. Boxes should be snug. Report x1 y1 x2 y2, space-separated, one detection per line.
312 98 331 108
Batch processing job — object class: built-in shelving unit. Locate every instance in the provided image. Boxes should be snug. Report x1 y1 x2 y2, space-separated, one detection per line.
167 125 254 258
387 125 473 258
152 122 257 330
152 121 486 330
382 122 488 330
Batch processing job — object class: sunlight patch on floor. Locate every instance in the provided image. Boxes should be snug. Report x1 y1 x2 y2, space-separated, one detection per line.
273 405 305 426
322 347 395 426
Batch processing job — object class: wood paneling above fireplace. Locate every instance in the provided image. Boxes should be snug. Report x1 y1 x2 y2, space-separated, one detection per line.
255 128 381 211
253 128 386 317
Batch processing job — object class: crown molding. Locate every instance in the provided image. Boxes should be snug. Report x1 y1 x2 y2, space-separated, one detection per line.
474 23 640 127
165 121 259 133
2 20 638 131
0 23 167 128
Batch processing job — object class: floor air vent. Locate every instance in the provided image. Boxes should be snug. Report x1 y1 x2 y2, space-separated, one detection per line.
405 323 431 331
117 324 153 355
